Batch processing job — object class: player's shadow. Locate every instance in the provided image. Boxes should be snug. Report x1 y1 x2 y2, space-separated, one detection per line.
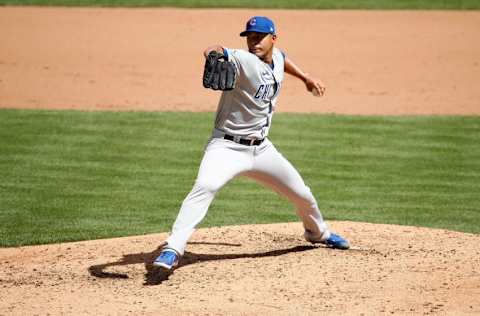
88 242 318 286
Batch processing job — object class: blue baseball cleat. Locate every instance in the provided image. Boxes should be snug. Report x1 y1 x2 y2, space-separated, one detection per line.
323 233 350 250
153 248 179 270
304 230 350 250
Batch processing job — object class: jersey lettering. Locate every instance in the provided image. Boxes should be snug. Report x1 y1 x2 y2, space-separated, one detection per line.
254 84 274 101
262 85 271 99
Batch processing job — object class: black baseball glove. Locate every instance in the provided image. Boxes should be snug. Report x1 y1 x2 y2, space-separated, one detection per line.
202 51 237 91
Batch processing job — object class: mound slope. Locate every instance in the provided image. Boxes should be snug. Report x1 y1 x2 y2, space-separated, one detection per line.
1 221 479 315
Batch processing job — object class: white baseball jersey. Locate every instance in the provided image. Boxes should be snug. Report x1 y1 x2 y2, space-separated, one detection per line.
214 47 285 139
164 45 331 256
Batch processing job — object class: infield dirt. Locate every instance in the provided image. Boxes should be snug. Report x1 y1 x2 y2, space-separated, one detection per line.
1 222 480 315
1 8 480 115
1 7 480 316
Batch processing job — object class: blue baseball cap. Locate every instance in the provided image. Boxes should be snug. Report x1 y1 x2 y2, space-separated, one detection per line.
240 16 276 37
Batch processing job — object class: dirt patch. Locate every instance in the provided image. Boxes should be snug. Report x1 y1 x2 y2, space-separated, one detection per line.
1 8 479 115
1 222 479 315
1 7 479 315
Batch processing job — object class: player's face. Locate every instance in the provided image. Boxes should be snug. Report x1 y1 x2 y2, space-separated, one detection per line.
246 32 276 61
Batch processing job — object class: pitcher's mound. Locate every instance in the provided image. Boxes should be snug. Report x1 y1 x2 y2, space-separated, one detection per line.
1 221 479 315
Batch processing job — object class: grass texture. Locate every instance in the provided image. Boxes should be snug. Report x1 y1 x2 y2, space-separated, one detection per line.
0 109 479 247
0 0 479 9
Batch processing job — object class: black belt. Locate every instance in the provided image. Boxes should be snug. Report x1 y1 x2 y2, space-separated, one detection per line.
224 134 264 146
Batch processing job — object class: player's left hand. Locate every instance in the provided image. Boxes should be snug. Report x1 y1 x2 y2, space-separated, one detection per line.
304 75 326 97
203 51 237 91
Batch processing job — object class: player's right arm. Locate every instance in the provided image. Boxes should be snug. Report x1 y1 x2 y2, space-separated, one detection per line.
284 56 326 97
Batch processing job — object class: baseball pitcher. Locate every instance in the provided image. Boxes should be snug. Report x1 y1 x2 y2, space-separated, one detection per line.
154 16 349 270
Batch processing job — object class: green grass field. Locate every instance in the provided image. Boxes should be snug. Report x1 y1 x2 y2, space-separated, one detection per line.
0 0 479 9
0 109 479 247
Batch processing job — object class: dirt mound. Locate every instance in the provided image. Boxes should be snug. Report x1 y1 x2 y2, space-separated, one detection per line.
1 221 479 315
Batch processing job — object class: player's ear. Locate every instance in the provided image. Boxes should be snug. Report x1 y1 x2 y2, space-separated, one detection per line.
271 34 277 43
